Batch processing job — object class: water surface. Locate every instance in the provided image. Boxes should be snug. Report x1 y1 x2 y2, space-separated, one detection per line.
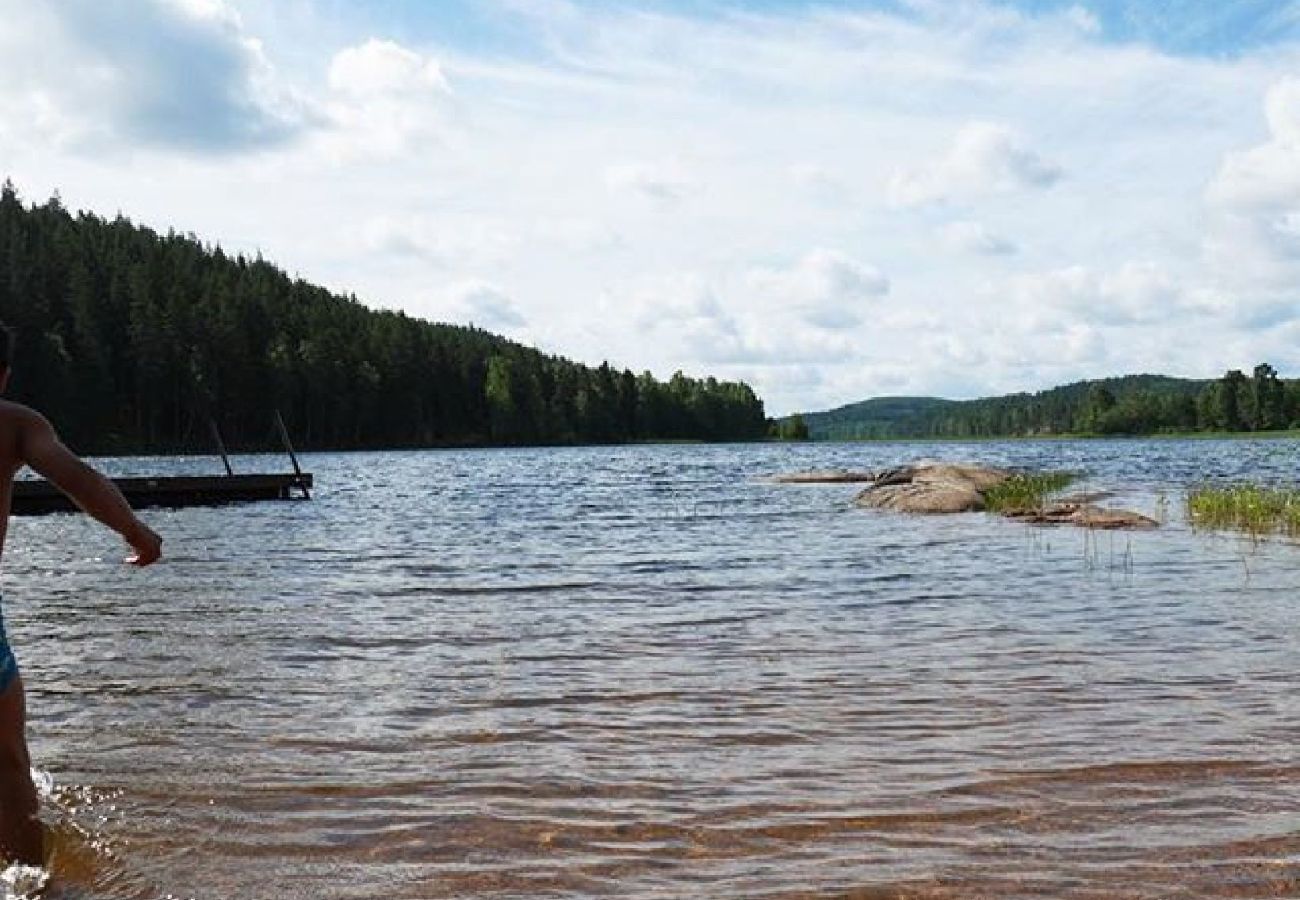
5 440 1300 898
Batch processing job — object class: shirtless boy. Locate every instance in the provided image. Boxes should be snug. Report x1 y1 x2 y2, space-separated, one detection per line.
0 326 162 865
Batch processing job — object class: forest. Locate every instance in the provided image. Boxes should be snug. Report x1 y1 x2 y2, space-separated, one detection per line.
0 183 768 453
802 369 1300 440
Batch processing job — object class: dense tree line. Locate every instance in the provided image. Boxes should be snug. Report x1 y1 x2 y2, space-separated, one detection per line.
0 183 767 453
770 413 810 441
803 369 1300 440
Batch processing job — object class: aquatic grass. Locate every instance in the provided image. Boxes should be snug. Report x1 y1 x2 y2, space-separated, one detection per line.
983 471 1076 513
1186 484 1300 540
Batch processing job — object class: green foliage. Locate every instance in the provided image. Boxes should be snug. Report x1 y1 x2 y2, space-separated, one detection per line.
0 183 768 451
801 369 1300 441
982 472 1076 513
1078 384 1116 433
1186 484 1300 539
773 413 810 440
799 396 957 440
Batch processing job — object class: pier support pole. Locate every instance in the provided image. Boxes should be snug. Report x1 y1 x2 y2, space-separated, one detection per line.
209 419 234 476
274 410 310 499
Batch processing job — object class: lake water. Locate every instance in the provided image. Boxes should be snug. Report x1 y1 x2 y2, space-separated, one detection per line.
4 439 1300 899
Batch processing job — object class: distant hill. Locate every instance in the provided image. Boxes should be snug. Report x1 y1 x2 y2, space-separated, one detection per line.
798 371 1300 440
799 396 959 440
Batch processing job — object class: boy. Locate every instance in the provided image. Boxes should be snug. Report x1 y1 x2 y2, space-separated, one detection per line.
0 326 162 865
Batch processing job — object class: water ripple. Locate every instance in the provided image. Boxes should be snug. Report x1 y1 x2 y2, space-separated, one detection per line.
5 439 1300 898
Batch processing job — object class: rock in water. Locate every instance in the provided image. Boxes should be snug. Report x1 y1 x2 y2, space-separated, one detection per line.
853 462 1160 530
766 469 876 484
857 483 985 513
1003 503 1159 530
854 463 1011 514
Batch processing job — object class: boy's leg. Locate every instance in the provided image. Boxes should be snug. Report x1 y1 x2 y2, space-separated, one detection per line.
0 675 44 866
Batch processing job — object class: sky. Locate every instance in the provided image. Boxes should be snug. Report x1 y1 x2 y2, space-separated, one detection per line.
2 1 1299 415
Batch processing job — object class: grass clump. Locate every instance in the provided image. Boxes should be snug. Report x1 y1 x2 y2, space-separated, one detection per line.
983 471 1076 513
1186 484 1300 539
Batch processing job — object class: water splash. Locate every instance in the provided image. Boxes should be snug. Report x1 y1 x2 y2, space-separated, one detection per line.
0 864 48 900
29 770 53 803
0 770 55 899
21 768 191 900
7 768 130 899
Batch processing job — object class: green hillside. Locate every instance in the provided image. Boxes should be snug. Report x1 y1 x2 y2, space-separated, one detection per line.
0 183 767 452
800 396 958 440
799 371 1300 440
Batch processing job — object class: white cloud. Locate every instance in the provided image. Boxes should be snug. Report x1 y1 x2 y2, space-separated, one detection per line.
623 274 749 363
0 0 306 153
1204 77 1300 290
889 122 1063 207
328 39 450 97
441 282 527 332
921 333 989 368
359 212 620 269
1064 6 1102 36
361 215 517 267
940 220 1018 255
320 39 452 159
789 163 856 206
604 161 695 203
746 249 889 330
612 267 868 371
1206 79 1300 212
1006 261 1213 329
993 322 1105 368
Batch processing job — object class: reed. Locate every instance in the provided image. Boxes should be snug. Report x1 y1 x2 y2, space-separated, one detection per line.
1186 484 1300 539
983 471 1076 513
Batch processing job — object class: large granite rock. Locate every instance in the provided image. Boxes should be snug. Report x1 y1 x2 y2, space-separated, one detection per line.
854 463 1011 514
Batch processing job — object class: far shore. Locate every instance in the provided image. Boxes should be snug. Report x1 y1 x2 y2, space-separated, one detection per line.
62 428 1300 460
804 428 1300 445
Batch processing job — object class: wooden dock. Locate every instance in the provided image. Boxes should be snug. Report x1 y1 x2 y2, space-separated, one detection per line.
12 472 314 516
8 412 314 516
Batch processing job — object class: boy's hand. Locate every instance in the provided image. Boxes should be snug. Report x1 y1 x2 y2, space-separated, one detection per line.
125 523 163 566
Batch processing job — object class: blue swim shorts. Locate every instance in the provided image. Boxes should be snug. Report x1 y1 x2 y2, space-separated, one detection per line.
0 600 17 693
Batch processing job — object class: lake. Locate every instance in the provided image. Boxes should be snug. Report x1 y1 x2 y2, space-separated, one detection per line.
4 439 1300 899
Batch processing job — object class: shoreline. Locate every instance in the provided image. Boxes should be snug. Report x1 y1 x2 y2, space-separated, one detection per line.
64 429 1300 460
805 429 1300 445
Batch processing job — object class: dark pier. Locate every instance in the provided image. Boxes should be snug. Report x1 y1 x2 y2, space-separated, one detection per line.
12 472 313 516
11 412 313 516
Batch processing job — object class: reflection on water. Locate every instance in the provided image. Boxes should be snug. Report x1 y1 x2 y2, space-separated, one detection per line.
4 439 1300 898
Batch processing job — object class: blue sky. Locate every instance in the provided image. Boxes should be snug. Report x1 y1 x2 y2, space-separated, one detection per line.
303 0 1300 58
2 0 1299 413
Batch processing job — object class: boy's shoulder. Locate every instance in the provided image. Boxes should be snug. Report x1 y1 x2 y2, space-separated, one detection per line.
0 402 33 468
0 402 46 450
0 400 40 425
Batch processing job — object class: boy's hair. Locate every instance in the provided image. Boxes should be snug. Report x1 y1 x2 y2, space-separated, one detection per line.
0 323 11 369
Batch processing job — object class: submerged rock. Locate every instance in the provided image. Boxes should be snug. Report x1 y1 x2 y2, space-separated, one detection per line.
854 463 1011 514
1002 503 1159 530
1055 490 1116 504
766 469 877 484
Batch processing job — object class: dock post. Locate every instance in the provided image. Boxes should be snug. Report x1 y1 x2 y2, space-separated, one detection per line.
209 419 234 476
274 410 310 499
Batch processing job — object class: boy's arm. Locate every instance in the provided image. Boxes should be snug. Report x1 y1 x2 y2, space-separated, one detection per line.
18 410 162 566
